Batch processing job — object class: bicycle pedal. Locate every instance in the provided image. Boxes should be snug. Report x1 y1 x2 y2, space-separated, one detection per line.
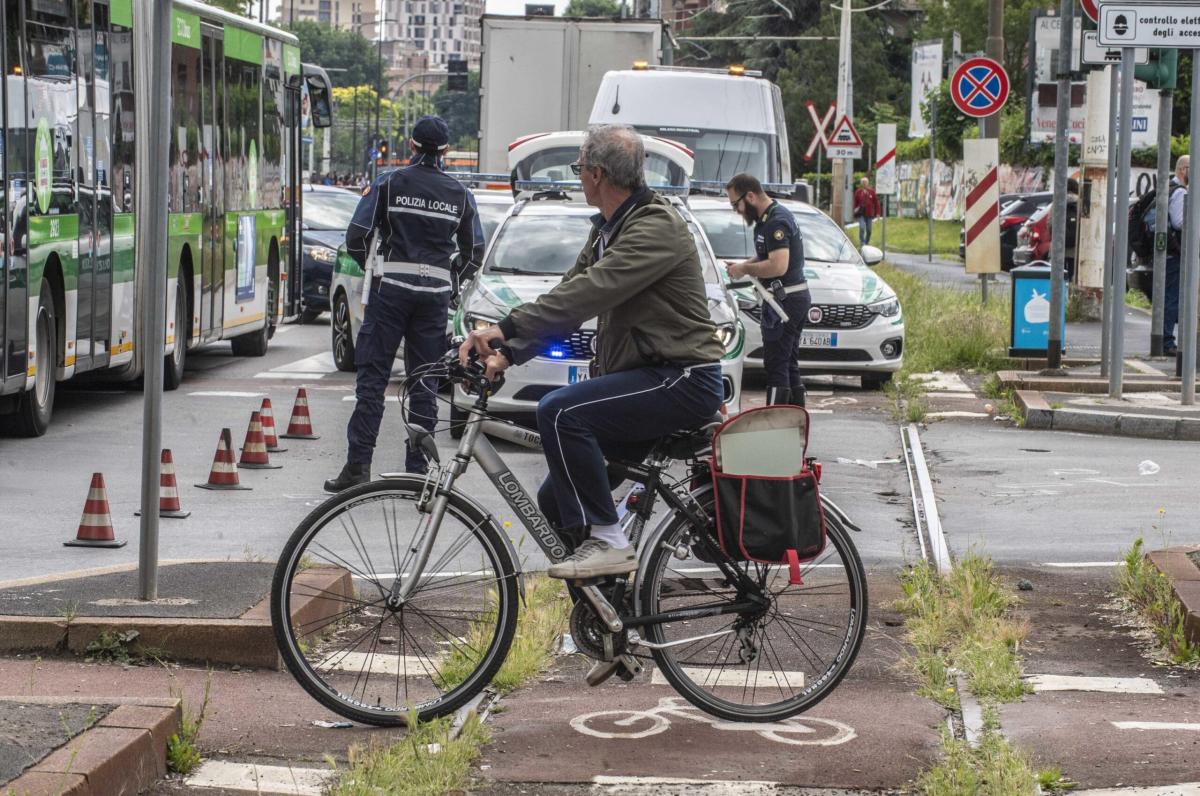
617 654 642 681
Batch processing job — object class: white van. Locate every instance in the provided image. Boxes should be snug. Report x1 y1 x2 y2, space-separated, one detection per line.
588 66 792 186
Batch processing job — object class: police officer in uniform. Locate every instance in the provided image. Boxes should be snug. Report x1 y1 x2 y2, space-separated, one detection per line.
724 173 811 406
325 115 482 491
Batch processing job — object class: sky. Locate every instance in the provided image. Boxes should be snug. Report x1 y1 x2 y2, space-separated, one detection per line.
263 0 573 22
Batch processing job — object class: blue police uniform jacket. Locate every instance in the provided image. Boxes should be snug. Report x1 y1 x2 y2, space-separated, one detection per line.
753 200 806 287
345 154 483 295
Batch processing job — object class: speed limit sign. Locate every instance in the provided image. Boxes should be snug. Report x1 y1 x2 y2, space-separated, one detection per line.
1080 0 1098 23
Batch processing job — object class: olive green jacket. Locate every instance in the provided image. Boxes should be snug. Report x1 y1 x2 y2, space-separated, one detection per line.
498 193 724 375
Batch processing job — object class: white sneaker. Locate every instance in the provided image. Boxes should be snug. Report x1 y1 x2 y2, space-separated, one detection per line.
547 539 637 580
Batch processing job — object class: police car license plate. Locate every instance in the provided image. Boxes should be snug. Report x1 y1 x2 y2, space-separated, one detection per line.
568 366 590 384
799 332 837 347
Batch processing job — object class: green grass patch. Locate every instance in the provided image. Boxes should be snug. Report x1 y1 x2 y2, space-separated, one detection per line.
917 709 1044 796
166 671 211 775
877 264 1009 378
1117 538 1200 665
981 374 1025 427
876 217 961 257
330 711 490 796
886 375 928 424
1126 288 1152 311
896 556 1030 708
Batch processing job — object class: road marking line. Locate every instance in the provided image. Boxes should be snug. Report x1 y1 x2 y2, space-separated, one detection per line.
185 760 332 795
1043 561 1123 568
1112 721 1200 732
1072 784 1200 795
343 395 400 402
650 667 805 688
1026 675 1163 694
592 776 780 794
253 372 325 380
188 391 268 398
1125 358 1164 375
924 391 983 399
912 372 972 392
316 651 443 676
271 352 337 373
926 410 991 419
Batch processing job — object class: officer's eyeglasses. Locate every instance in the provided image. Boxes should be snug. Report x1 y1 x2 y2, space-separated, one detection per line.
730 192 748 210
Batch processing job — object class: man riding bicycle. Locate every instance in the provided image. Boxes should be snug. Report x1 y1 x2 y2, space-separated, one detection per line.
460 124 725 582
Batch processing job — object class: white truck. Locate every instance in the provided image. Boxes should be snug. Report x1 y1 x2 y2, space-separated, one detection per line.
478 15 664 175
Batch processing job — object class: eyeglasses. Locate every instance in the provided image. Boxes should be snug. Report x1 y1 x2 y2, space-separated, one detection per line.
570 161 586 176
730 192 748 210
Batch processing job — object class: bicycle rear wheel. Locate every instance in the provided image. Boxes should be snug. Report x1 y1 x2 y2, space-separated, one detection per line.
639 488 867 722
271 478 519 725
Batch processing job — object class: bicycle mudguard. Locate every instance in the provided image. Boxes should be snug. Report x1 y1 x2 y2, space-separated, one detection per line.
377 472 528 601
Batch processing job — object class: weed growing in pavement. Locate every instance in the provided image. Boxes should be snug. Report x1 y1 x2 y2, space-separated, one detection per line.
84 630 141 663
436 575 570 693
980 374 1024 427
1117 537 1200 666
917 708 1040 795
896 556 1030 708
1037 766 1078 793
330 710 490 796
166 670 212 775
1065 288 1098 323
1125 288 1151 311
876 264 1009 377
886 376 928 424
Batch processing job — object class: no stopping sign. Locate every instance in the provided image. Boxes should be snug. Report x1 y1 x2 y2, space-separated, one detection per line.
950 57 1010 119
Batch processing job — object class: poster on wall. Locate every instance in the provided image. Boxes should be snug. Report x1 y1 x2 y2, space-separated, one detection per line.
909 40 944 139
237 215 256 303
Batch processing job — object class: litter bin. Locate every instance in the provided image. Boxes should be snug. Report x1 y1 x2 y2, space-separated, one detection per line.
1009 261 1066 358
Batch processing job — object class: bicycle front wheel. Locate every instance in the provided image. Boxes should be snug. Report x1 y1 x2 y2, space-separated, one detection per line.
640 488 868 722
271 478 519 725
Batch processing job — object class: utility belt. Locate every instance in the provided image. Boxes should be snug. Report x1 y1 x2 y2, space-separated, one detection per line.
767 280 808 305
364 260 452 300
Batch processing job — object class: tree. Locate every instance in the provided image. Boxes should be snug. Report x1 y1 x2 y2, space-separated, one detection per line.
285 21 381 86
433 72 482 149
913 0 1046 89
206 0 252 14
564 0 621 16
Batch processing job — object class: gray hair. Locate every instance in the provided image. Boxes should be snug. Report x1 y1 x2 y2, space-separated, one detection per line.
582 124 646 192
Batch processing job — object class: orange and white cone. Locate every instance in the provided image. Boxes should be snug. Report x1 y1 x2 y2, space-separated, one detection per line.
280 387 320 440
239 411 282 470
137 449 191 518
65 473 126 548
259 398 287 453
196 428 252 490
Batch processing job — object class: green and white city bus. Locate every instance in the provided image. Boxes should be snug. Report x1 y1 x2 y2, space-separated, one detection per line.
0 0 332 436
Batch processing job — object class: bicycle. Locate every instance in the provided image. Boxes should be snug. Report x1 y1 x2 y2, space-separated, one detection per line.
270 349 868 726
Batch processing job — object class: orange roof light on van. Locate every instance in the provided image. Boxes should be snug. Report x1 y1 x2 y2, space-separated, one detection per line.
728 64 746 76
632 60 649 70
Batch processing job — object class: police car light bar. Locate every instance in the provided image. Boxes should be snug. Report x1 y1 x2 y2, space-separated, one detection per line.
513 179 690 196
689 180 799 196
450 172 511 186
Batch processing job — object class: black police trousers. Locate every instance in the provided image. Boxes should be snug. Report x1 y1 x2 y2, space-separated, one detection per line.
761 290 812 406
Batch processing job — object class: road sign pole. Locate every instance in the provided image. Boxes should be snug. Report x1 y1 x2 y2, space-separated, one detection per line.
1150 89 1173 357
1109 48 1136 399
1101 64 1120 379
1180 53 1200 404
1048 0 1075 370
135 0 172 601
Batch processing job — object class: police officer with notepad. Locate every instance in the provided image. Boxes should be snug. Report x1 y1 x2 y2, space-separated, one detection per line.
724 173 811 407
325 115 482 491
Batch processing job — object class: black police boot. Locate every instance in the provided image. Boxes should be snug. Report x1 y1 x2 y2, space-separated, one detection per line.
789 381 807 407
766 386 792 406
324 462 368 493
404 442 429 476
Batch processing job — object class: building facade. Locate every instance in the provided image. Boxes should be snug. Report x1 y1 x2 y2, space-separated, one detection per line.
276 0 378 38
381 0 484 71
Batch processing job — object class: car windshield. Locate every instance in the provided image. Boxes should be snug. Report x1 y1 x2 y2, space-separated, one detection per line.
692 207 860 264
486 210 720 283
477 202 510 242
513 145 688 188
303 190 360 231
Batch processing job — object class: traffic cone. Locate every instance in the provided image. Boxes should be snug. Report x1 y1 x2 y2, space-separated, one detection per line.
196 428 252 490
136 449 191 518
259 398 287 453
239 411 282 470
280 388 320 439
65 473 126 548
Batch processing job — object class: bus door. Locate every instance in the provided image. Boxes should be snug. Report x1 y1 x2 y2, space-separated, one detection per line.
0 6 8 387
74 0 98 370
1 2 26 391
90 1 112 368
200 25 224 335
283 76 301 317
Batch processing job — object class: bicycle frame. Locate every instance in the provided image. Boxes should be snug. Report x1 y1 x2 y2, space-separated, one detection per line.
395 395 767 635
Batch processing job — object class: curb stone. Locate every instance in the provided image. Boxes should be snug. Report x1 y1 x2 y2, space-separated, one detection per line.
1014 390 1200 441
1146 547 1200 646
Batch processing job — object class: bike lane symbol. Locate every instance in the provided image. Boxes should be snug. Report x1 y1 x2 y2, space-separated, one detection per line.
570 696 857 746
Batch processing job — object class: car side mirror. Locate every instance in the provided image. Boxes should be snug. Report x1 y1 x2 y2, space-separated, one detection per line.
861 245 884 266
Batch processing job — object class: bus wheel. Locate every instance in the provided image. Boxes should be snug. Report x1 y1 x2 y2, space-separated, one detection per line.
231 278 273 358
4 278 57 437
164 279 188 390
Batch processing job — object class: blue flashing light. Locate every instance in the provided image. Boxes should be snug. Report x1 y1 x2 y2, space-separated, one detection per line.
548 347 566 359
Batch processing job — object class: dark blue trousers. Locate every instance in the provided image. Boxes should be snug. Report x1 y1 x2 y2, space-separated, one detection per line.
762 291 812 399
347 281 448 471
1164 255 1181 349
534 364 723 532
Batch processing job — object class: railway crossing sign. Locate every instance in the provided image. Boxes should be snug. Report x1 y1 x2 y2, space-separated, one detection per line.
950 57 1010 118
804 101 836 161
826 115 863 160
1081 0 1099 23
1081 30 1148 65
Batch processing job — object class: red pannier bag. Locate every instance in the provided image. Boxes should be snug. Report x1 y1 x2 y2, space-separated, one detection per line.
710 406 825 585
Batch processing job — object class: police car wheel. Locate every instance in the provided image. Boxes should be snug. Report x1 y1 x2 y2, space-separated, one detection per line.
332 293 356 372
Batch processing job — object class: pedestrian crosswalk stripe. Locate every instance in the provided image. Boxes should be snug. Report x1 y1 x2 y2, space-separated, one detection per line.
188 391 268 398
1026 675 1162 694
650 667 805 689
186 760 331 795
316 651 443 676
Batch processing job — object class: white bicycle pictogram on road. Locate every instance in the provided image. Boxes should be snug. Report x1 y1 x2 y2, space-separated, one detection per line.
570 696 857 745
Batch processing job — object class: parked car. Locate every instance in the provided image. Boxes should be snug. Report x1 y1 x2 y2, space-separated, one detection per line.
328 188 514 372
1012 198 1078 278
449 189 745 432
299 184 362 321
687 196 903 389
959 192 1050 270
